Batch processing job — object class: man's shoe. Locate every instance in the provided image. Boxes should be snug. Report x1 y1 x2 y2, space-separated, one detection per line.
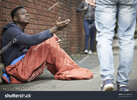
88 50 92 54
117 84 129 91
101 79 114 91
84 50 88 54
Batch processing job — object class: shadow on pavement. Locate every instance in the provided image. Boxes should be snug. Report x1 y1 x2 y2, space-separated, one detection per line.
0 71 55 91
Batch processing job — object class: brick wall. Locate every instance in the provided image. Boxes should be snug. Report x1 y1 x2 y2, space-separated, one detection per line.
0 0 84 61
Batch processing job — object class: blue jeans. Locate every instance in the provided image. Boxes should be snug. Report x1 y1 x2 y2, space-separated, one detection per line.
84 19 96 50
95 0 137 85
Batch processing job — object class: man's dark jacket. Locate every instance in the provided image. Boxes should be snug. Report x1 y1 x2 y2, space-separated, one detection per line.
77 1 95 20
2 23 52 66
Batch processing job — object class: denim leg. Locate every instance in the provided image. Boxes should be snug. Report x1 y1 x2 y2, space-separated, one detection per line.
117 0 137 85
95 1 117 81
90 19 96 50
84 20 90 50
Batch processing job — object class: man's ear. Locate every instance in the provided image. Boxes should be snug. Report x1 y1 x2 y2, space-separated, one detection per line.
13 16 18 22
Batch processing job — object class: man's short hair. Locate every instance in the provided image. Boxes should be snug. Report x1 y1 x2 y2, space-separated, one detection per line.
11 6 24 20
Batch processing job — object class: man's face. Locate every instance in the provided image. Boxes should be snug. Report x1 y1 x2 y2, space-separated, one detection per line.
14 8 30 24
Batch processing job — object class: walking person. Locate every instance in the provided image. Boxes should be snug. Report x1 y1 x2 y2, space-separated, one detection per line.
77 0 96 54
87 0 137 91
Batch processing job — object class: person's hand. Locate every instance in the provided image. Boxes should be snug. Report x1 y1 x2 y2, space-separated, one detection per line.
56 17 70 31
85 0 96 7
57 39 62 47
84 6 88 10
50 17 70 34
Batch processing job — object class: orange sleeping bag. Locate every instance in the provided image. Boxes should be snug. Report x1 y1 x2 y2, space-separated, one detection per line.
3 34 93 83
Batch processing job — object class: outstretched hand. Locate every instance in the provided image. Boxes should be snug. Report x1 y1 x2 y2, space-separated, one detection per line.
50 17 70 34
56 17 70 30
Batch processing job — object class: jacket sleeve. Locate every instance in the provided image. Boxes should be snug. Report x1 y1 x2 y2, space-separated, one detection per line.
8 27 53 46
77 1 88 12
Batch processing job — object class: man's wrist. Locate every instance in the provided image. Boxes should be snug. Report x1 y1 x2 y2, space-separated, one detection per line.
50 26 58 34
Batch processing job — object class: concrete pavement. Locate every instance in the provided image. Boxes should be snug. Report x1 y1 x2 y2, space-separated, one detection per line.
0 38 137 91
0 46 137 91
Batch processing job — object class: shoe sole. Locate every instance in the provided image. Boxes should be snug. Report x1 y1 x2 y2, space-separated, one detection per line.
103 84 114 91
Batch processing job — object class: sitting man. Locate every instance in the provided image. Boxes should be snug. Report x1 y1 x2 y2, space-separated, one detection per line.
1 6 93 83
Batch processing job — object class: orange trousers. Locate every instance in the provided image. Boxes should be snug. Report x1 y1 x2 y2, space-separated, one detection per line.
4 35 93 83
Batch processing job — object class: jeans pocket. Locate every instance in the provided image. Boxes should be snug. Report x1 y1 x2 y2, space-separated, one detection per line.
95 0 117 12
